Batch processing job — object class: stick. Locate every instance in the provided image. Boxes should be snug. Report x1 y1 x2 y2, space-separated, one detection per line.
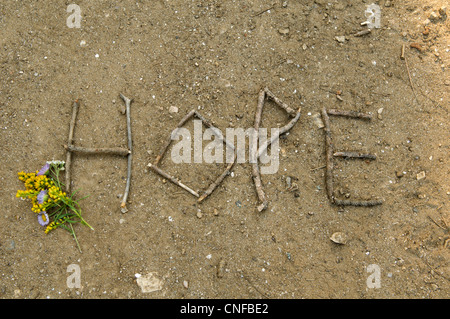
334 199 383 207
321 107 334 203
333 151 377 160
327 109 372 120
264 87 297 117
404 55 420 106
256 107 301 158
148 163 200 197
400 44 406 60
65 145 130 156
198 154 237 203
120 93 133 213
154 109 196 166
65 99 80 194
354 29 371 37
252 89 268 212
194 111 236 151
252 4 275 17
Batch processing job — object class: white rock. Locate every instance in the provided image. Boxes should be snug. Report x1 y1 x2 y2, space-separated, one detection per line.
335 36 346 43
169 106 179 113
136 272 163 293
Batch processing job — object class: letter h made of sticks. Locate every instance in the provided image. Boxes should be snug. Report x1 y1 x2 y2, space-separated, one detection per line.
64 94 133 213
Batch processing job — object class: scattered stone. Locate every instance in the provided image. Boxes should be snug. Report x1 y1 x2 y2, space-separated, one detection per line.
410 42 423 52
169 106 179 113
196 211 203 219
384 0 391 7
278 28 290 35
312 113 324 128
183 280 189 289
135 272 163 293
429 11 440 22
217 258 226 278
335 35 346 43
6 239 15 250
330 232 348 245
377 108 384 120
213 208 219 216
416 171 426 180
396 171 405 178
444 80 450 86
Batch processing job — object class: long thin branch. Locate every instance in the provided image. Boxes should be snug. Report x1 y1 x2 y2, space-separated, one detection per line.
154 109 196 166
321 107 334 203
404 55 420 106
334 199 383 207
148 163 199 197
65 145 130 156
256 107 301 158
333 151 377 160
327 109 372 120
65 99 80 194
120 93 133 212
198 154 237 203
264 87 297 117
252 89 268 212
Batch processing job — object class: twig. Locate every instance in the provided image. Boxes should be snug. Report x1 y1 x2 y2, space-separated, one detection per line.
354 29 372 37
198 154 237 203
327 109 372 120
148 163 199 197
65 100 80 194
154 109 196 166
64 145 130 156
252 4 276 17
194 111 236 151
263 87 297 117
120 93 133 213
256 107 301 158
333 151 377 160
404 55 420 106
400 44 406 60
310 165 326 171
252 89 269 212
321 108 334 203
334 199 383 207
427 215 448 230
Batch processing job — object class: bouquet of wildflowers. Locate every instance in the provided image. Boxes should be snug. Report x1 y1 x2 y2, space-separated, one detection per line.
16 161 92 252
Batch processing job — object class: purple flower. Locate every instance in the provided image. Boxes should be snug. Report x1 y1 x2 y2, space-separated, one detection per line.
37 190 48 204
38 211 50 226
37 163 50 176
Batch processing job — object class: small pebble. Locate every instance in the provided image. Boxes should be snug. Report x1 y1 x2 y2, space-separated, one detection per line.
183 280 189 289
196 211 203 219
330 232 348 245
169 106 179 113
278 28 290 35
416 171 426 180
335 35 346 43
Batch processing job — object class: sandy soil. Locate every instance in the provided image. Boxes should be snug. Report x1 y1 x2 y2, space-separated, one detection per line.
1 0 449 299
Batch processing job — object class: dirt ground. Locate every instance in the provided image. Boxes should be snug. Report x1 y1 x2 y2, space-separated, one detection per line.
1 0 448 299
